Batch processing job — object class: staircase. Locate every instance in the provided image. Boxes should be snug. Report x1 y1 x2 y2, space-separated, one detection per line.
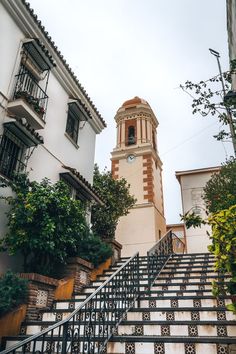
107 253 236 354
1 232 236 354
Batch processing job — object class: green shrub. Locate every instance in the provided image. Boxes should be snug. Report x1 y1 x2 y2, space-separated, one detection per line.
0 174 88 277
76 233 113 267
0 271 28 317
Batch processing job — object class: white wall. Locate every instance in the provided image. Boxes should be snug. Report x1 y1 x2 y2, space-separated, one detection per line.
179 172 214 253
0 2 102 271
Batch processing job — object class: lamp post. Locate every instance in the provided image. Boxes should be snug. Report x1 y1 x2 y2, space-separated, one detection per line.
209 48 236 156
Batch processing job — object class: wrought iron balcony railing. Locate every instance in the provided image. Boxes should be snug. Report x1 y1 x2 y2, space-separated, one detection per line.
147 230 185 291
1 252 140 354
13 68 48 121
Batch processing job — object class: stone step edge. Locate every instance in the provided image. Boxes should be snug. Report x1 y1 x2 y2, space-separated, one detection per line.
54 295 231 303
38 306 228 314
21 320 236 327
109 335 236 343
4 335 236 344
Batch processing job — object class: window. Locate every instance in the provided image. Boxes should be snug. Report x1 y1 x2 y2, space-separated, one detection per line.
0 131 26 179
127 125 136 145
65 102 88 145
66 108 80 144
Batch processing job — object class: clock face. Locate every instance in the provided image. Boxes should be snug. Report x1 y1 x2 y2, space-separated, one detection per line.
127 154 136 163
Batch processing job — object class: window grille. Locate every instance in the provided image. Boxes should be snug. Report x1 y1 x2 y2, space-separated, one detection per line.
0 130 27 179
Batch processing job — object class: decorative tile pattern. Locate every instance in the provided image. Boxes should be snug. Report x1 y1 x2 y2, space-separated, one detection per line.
20 326 26 335
41 325 48 331
123 312 127 320
161 325 170 336
25 343 31 352
185 343 196 354
154 343 165 354
193 299 201 308
217 344 229 354
46 341 55 352
112 326 118 335
125 342 135 354
162 285 168 291
188 325 198 337
217 325 228 337
198 285 205 290
177 291 184 296
157 292 164 297
134 325 143 335
149 300 156 308
171 299 178 308
180 285 186 291
69 302 75 309
52 302 56 309
76 312 84 321
36 289 48 308
217 299 225 307
183 278 189 283
142 312 150 320
100 345 107 354
80 270 88 285
37 312 43 321
56 313 63 321
191 311 200 321
217 311 226 321
166 311 175 321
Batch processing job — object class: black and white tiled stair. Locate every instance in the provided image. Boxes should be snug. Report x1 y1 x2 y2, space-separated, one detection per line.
107 253 236 354
2 253 236 354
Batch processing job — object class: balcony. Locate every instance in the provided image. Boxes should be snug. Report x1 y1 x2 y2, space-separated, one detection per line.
7 70 48 130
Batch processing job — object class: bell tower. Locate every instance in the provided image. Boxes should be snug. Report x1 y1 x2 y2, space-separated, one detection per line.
111 97 166 256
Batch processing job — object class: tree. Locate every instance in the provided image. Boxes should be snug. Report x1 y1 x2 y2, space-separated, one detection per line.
180 59 236 156
91 165 136 240
0 174 88 276
203 157 236 213
180 159 236 311
180 158 236 226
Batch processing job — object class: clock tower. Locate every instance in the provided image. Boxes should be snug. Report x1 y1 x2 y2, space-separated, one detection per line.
111 97 166 256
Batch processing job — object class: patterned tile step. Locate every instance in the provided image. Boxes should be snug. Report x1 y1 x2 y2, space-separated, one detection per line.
139 297 231 309
53 296 230 310
127 308 235 322
153 276 229 284
107 337 235 354
74 289 214 300
116 322 236 337
20 321 236 337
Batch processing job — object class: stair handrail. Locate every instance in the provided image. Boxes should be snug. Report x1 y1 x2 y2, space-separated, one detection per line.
171 231 186 254
147 230 175 291
1 252 140 354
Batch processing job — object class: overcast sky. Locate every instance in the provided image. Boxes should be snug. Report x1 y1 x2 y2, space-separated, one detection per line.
28 0 234 224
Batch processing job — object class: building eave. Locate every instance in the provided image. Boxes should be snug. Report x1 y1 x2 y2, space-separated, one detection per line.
175 166 221 183
1 0 106 133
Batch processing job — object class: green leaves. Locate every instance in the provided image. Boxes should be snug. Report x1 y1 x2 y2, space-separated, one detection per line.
203 158 236 214
91 165 136 240
208 204 236 313
0 271 28 316
180 212 205 229
0 174 88 276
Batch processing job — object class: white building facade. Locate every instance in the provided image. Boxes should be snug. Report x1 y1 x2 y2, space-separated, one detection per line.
176 167 220 254
0 0 106 271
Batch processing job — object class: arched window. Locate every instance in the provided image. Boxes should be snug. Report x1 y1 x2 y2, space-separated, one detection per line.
128 126 136 145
